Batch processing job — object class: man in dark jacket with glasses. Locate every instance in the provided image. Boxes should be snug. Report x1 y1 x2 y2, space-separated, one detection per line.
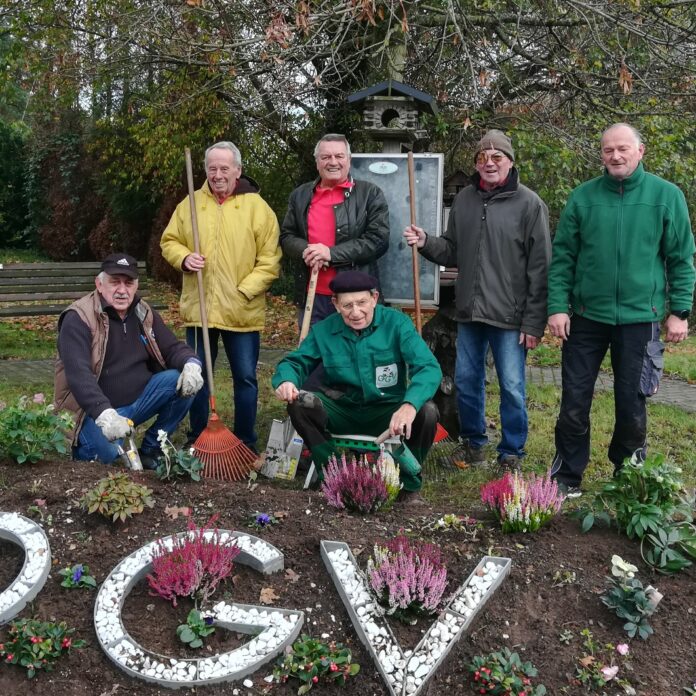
404 129 551 474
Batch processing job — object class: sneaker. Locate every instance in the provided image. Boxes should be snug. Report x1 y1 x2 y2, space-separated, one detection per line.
497 455 522 475
556 481 583 499
452 439 488 468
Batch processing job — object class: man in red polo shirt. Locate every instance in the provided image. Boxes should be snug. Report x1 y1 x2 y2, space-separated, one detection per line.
280 133 390 327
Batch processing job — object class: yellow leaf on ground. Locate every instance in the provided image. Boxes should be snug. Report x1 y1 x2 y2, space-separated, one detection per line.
259 587 280 604
164 505 190 520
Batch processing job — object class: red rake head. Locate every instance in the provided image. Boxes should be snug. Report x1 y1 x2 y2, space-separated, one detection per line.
434 422 449 443
193 417 259 481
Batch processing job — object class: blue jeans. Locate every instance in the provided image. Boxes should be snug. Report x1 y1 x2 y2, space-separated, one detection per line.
186 327 259 448
74 369 193 464
455 322 528 458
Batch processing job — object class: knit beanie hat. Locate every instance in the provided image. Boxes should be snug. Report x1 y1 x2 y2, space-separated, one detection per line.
475 129 515 162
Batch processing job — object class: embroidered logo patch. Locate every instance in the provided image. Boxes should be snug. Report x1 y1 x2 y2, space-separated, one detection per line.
375 363 398 388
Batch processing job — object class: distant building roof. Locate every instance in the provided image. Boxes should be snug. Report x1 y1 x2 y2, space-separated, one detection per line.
347 80 438 116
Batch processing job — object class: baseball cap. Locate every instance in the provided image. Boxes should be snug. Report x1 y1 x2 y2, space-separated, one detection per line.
101 253 139 279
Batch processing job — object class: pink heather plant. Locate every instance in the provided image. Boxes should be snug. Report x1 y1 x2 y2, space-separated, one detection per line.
367 535 447 622
147 515 240 607
481 471 563 533
321 452 400 514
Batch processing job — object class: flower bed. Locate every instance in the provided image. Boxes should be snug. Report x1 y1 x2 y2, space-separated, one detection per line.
0 457 695 695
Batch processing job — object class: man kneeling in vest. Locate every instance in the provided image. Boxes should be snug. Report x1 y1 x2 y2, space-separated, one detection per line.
272 271 442 501
54 253 204 468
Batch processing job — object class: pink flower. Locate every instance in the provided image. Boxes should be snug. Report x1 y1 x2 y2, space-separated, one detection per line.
33 393 45 404
601 665 619 681
616 643 629 656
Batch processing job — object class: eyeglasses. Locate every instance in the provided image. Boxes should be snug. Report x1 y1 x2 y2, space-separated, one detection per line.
476 152 507 165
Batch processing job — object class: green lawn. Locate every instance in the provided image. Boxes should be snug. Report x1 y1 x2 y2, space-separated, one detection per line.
528 335 696 382
1 248 51 263
1 260 694 505
3 364 694 510
423 381 696 505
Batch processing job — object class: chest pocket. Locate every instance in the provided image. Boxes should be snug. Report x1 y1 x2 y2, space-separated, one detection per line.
323 356 355 385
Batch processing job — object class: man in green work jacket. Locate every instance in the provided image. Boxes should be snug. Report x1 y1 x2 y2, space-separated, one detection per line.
272 271 442 495
548 123 695 498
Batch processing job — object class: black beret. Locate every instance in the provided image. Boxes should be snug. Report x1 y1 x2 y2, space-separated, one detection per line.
329 270 379 294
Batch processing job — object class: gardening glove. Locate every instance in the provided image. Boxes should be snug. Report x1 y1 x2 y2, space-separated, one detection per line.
95 408 132 442
176 360 204 397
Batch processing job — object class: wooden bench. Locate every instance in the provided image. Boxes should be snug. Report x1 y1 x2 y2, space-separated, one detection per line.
0 261 166 318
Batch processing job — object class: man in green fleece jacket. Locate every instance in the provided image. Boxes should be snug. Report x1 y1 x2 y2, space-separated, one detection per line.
272 271 442 496
547 123 695 497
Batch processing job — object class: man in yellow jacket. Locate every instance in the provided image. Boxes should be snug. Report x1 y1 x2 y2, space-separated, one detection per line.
161 141 281 451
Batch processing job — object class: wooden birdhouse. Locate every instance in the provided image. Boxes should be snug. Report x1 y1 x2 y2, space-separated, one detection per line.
347 79 437 153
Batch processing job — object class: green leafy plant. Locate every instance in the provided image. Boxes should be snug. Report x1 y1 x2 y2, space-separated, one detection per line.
578 453 696 573
684 682 696 695
571 629 633 691
273 634 360 695
642 521 696 574
426 513 481 539
79 472 154 522
551 569 577 587
559 629 574 645
26 498 52 525
247 511 279 531
0 618 86 678
176 609 215 649
468 647 547 695
601 555 662 640
58 563 97 589
155 429 203 482
0 393 74 464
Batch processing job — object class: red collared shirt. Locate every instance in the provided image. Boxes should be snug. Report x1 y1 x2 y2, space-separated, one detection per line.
307 179 354 295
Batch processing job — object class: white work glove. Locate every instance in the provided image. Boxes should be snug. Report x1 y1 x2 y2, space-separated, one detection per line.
95 408 132 442
177 361 204 397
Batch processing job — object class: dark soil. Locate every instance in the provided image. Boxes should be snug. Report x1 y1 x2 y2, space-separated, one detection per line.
1 457 695 696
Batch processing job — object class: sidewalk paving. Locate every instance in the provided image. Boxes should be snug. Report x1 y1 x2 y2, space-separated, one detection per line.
1 355 695 413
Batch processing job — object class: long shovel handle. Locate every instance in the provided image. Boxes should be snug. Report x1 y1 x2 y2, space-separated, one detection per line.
185 148 217 409
407 152 422 335
299 266 319 344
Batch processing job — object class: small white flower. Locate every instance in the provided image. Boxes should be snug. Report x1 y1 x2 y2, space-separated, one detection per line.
611 555 638 579
157 429 168 448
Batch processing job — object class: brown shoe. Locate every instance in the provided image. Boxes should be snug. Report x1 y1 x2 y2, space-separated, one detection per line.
452 439 488 468
497 455 522 475
397 490 426 506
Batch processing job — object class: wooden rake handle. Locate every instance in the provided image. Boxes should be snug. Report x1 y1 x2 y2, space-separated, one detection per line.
185 148 217 410
407 152 422 335
299 266 319 344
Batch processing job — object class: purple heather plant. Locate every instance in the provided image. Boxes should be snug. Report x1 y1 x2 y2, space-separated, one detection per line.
367 535 447 622
321 452 399 514
147 515 240 607
481 471 563 533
